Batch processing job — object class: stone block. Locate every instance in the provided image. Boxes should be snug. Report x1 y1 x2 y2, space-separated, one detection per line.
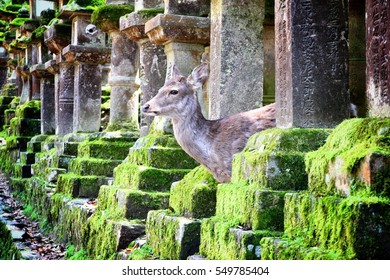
232 128 330 190
146 210 201 260
57 173 107 198
306 118 390 196
283 192 390 259
164 0 209 17
169 166 218 219
69 158 123 176
128 134 198 169
77 140 134 160
113 162 190 191
4 109 16 125
216 184 287 231
20 152 35 164
6 136 31 151
16 100 41 119
27 134 50 153
13 163 32 178
10 118 41 137
46 168 67 183
200 216 283 260
114 221 146 251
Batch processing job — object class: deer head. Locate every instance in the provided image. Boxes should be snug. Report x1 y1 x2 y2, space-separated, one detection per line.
142 62 209 119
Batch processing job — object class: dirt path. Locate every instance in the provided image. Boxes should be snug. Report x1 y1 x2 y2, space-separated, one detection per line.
0 173 65 260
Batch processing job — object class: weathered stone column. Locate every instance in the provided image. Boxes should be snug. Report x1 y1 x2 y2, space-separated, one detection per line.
275 0 350 128
44 22 73 135
92 3 139 131
366 0 390 117
62 11 111 133
31 42 56 134
209 0 264 119
120 1 166 135
0 47 8 91
145 11 210 131
30 44 41 100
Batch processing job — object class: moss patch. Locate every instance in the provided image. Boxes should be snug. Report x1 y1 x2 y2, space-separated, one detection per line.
232 128 330 190
114 162 190 192
77 139 134 160
69 158 122 176
216 183 287 231
306 118 390 196
282 192 390 259
91 4 134 32
169 165 218 218
146 210 201 260
0 219 22 259
199 216 283 260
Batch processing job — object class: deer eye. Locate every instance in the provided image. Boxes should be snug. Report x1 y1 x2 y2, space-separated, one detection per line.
169 90 178 96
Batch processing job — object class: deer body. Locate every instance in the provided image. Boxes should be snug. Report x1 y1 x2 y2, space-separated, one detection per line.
143 63 276 182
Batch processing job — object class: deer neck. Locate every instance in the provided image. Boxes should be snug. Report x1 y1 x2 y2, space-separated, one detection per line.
171 106 212 160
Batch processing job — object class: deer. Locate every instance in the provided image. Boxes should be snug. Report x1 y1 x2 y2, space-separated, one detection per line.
142 62 276 183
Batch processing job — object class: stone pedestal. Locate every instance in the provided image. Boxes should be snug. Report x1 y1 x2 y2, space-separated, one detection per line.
275 0 350 128
145 13 210 132
30 64 55 134
121 9 166 136
44 23 72 136
62 12 111 133
366 0 390 117
209 0 264 119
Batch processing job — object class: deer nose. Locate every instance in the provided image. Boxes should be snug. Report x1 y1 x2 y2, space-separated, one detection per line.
142 104 150 113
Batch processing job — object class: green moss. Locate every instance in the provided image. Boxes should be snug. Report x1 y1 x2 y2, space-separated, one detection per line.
65 245 89 260
232 128 330 190
127 244 155 260
146 210 201 260
114 162 190 192
16 100 41 118
199 216 283 260
137 8 164 19
57 173 106 198
281 192 390 259
9 17 29 27
306 118 390 196
91 4 134 32
77 139 134 160
0 220 22 259
69 158 122 176
127 133 198 169
169 165 218 218
216 183 287 231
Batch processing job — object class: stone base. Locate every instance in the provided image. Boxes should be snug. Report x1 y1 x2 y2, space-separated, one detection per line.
232 128 330 190
306 118 390 196
282 192 390 259
200 216 283 260
57 173 109 198
146 210 201 260
169 165 218 219
69 158 123 176
216 184 287 231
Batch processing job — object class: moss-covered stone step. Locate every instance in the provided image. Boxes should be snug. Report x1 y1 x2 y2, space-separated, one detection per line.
306 118 390 197
169 166 218 219
232 128 330 190
15 100 41 119
0 219 22 260
259 236 345 260
20 151 35 164
54 133 90 156
113 162 190 191
127 133 198 169
283 192 390 259
6 136 31 151
69 158 123 176
46 168 67 183
0 96 15 106
57 173 109 198
216 183 287 231
77 139 135 160
9 117 41 136
27 134 50 153
50 195 95 247
4 109 16 125
199 216 283 260
13 163 32 178
115 188 170 219
146 210 201 260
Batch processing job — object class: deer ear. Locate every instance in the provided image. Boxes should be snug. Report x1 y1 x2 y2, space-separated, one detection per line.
188 62 209 88
172 64 182 78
